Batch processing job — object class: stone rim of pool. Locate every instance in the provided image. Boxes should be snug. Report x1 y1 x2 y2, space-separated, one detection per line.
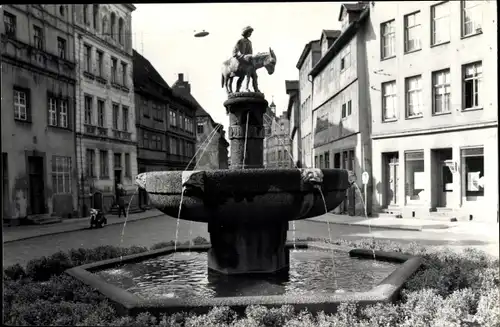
65 241 422 316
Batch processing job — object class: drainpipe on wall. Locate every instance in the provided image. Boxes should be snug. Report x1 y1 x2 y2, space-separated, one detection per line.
307 74 314 168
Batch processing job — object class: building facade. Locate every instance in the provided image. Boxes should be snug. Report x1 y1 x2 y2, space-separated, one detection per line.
195 108 229 171
285 80 301 167
263 103 293 169
1 5 78 224
309 3 372 215
73 4 138 215
366 0 498 222
296 40 321 168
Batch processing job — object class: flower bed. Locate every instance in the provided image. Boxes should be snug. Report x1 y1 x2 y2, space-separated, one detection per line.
3 237 499 326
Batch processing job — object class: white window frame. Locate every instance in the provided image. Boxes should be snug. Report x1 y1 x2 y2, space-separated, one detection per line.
121 62 127 86
97 99 105 127
33 25 43 49
111 58 117 83
462 61 482 110
84 44 91 72
52 156 72 194
86 149 95 178
405 75 423 118
122 106 129 131
99 150 109 178
112 103 119 130
48 97 58 126
432 69 451 114
96 50 103 77
382 81 397 121
59 99 68 128
431 1 451 46
462 0 483 37
14 89 28 121
381 20 395 59
404 11 421 53
57 37 66 59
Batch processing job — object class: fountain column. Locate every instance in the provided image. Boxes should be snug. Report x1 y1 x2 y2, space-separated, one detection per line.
205 92 289 275
224 92 267 169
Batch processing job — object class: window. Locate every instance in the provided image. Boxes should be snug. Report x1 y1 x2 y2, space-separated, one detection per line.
4 12 16 37
112 103 119 129
324 151 330 168
170 137 178 155
111 58 117 83
462 0 483 37
84 95 93 124
153 102 163 121
52 156 71 194
405 75 423 118
110 13 116 39
405 151 425 202
461 147 484 199
114 153 121 169
334 152 341 168
86 149 95 177
432 69 451 114
14 89 28 121
382 81 397 121
59 5 65 16
170 111 177 127
96 50 103 77
99 150 109 178
340 45 351 71
83 5 89 25
142 131 149 148
57 37 66 59
93 4 99 29
121 62 127 86
48 97 57 126
125 153 131 177
319 154 324 169
381 20 395 59
404 12 421 52
197 122 204 134
143 99 150 117
463 61 482 110
33 25 43 50
314 156 319 168
122 106 129 131
431 1 450 45
48 96 69 128
342 100 352 118
84 44 91 72
118 18 124 44
97 100 105 127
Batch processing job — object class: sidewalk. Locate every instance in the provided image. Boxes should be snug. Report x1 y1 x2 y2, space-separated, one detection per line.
307 212 499 238
3 209 165 243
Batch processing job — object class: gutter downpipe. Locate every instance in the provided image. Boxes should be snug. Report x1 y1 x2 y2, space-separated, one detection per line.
307 74 314 168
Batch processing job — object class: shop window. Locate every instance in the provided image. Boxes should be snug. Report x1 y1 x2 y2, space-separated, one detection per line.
461 147 484 199
405 151 425 202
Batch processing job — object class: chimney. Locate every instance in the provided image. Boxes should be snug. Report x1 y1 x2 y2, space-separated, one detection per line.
178 73 184 82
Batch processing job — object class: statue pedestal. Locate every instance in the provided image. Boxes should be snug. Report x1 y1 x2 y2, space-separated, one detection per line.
224 92 267 169
207 221 289 275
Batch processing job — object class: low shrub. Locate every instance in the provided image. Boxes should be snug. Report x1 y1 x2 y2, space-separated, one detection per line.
3 237 499 326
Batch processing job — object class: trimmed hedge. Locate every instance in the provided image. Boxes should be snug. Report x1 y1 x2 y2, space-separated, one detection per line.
3 237 499 326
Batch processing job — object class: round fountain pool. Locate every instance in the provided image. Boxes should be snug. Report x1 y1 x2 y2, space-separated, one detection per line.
95 249 400 300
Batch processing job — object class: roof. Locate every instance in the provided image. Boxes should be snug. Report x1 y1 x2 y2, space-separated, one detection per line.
310 7 370 77
133 49 172 100
338 2 368 21
295 40 320 69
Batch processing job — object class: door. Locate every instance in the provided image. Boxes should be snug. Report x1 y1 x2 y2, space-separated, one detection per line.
386 158 399 206
438 162 454 207
138 167 148 206
28 156 45 214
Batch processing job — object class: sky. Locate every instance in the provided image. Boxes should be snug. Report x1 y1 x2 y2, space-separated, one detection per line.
131 2 343 135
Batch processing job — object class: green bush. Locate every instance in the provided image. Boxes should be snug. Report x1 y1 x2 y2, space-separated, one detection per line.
3 237 500 326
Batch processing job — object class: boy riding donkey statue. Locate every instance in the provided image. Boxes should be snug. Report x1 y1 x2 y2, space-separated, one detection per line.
221 26 277 94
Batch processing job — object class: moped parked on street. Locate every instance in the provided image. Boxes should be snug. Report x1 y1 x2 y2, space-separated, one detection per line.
89 208 107 228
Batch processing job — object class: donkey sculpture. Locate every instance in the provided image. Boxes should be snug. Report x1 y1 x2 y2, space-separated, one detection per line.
221 48 277 94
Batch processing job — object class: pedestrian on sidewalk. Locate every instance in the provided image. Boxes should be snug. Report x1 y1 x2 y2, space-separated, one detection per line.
116 184 127 218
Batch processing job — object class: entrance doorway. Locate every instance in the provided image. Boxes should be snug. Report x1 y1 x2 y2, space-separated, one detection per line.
114 169 122 199
28 156 45 214
138 167 148 208
383 152 399 207
433 148 453 208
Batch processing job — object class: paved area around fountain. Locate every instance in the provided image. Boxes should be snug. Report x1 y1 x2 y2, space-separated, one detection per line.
3 212 498 268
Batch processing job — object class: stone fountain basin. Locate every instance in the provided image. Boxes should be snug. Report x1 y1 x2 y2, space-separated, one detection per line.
135 168 350 224
65 242 422 316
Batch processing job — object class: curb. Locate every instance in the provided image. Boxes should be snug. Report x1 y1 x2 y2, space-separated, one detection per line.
3 214 164 244
306 218 426 231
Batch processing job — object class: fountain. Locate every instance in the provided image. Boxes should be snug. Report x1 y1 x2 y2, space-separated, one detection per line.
66 29 422 316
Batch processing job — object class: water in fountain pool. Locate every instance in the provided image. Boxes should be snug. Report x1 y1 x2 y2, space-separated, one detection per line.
96 249 399 300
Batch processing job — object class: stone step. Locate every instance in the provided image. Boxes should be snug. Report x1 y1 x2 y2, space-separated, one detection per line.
107 205 143 215
377 212 402 219
26 215 62 225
